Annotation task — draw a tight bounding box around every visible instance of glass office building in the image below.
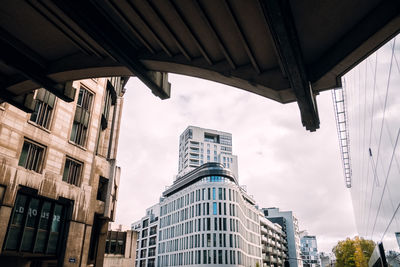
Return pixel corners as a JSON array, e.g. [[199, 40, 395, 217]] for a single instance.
[[340, 33, 400, 252]]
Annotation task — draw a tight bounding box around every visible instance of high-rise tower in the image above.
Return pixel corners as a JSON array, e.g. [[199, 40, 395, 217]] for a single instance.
[[178, 126, 238, 178]]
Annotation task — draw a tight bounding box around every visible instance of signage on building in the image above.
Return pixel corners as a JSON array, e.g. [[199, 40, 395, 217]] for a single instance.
[[3, 192, 67, 255]]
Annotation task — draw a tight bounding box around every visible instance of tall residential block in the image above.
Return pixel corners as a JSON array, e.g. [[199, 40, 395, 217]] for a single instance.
[[299, 231, 320, 267], [132, 204, 160, 267], [178, 126, 238, 178], [0, 77, 127, 266], [262, 207, 303, 267], [132, 126, 297, 267], [260, 215, 289, 266]]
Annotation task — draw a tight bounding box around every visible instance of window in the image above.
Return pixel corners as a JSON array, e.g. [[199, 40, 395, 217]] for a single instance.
[[0, 185, 5, 205], [70, 87, 93, 146], [142, 229, 148, 238], [149, 236, 156, 246], [97, 176, 108, 201], [213, 203, 217, 215], [105, 231, 126, 255], [101, 80, 117, 130], [4, 192, 67, 255], [62, 157, 83, 186], [18, 139, 45, 173], [150, 226, 157, 235], [30, 89, 56, 129]]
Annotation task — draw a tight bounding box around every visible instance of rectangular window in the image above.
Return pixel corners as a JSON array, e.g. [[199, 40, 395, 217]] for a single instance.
[[62, 157, 83, 186], [212, 188, 216, 200], [4, 192, 67, 255], [213, 202, 217, 215], [97, 176, 108, 201], [105, 231, 127, 255], [30, 89, 56, 129], [18, 139, 45, 173], [101, 80, 117, 130], [70, 87, 93, 146]]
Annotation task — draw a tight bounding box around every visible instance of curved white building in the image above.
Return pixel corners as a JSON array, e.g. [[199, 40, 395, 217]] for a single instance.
[[157, 163, 262, 266]]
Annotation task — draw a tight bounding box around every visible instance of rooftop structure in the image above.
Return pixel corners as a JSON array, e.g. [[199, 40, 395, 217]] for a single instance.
[[178, 126, 238, 178]]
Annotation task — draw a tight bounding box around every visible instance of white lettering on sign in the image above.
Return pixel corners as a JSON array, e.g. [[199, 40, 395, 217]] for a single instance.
[[15, 206, 61, 222]]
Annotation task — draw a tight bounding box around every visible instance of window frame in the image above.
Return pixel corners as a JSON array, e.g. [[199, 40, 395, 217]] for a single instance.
[[62, 156, 83, 187], [70, 86, 94, 147], [18, 139, 46, 173]]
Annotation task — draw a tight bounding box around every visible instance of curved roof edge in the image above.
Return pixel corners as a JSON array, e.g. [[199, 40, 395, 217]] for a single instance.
[[163, 163, 237, 197]]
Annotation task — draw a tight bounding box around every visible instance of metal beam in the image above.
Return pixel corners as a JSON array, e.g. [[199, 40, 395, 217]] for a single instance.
[[223, 0, 261, 74], [108, 2, 156, 55], [194, 0, 236, 69], [146, 0, 192, 61], [0, 27, 75, 103], [259, 0, 319, 131], [53, 0, 171, 99], [126, 1, 173, 57], [168, 1, 213, 65]]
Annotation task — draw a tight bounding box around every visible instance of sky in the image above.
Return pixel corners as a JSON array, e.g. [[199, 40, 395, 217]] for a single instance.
[[114, 74, 358, 252]]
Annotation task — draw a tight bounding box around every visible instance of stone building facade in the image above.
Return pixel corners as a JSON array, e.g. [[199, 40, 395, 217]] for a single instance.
[[0, 77, 127, 267], [104, 228, 138, 267]]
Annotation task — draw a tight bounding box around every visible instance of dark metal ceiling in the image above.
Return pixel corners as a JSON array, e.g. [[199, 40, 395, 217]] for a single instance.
[[0, 0, 399, 131]]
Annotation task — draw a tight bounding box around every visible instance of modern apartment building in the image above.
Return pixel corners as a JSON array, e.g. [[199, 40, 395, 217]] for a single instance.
[[131, 126, 307, 267], [132, 162, 263, 267], [132, 204, 160, 267], [262, 208, 303, 267], [0, 77, 127, 266], [334, 32, 400, 253], [299, 231, 320, 267], [158, 163, 262, 267], [260, 215, 288, 267], [178, 126, 238, 178]]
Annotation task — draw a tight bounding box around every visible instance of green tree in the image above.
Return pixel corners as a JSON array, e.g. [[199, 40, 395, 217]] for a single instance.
[[332, 236, 375, 267]]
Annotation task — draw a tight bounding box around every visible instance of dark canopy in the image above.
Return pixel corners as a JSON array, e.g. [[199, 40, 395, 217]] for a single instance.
[[1, 0, 399, 130]]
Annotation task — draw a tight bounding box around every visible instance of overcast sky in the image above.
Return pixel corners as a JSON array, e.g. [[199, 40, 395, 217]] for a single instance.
[[114, 74, 357, 252]]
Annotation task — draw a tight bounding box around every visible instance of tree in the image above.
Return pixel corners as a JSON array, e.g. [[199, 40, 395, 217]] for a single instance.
[[332, 236, 375, 267]]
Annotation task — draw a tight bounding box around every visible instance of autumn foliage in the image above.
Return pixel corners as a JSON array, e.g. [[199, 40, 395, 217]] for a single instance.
[[332, 236, 375, 267]]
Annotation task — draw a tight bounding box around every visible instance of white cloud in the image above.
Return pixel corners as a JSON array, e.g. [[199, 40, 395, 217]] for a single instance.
[[115, 74, 357, 252]]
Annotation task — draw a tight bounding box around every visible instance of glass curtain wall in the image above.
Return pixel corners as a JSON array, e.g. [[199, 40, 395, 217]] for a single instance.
[[343, 33, 400, 252]]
